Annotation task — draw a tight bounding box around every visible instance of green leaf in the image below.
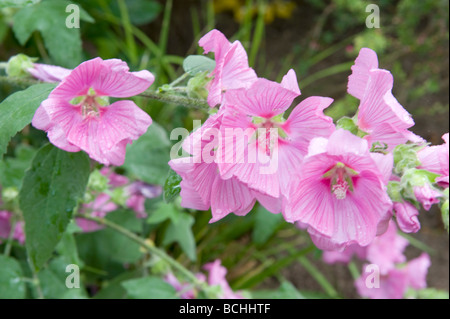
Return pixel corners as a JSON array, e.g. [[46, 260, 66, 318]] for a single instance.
[[163, 212, 196, 261], [163, 169, 182, 203], [251, 281, 305, 299], [123, 122, 171, 185], [0, 0, 40, 9], [336, 116, 358, 135], [0, 145, 37, 188], [12, 0, 94, 68], [147, 201, 179, 224], [121, 276, 179, 299], [0, 255, 26, 299], [37, 257, 88, 299], [0, 83, 56, 159], [19, 144, 90, 270], [252, 205, 283, 246], [183, 55, 216, 76]]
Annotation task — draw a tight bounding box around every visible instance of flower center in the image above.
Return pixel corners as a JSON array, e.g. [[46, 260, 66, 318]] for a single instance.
[[323, 162, 359, 200], [250, 115, 287, 156], [70, 88, 109, 119]]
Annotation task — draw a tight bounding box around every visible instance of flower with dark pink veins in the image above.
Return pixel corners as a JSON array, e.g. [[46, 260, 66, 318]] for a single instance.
[[216, 77, 334, 200], [284, 129, 393, 250], [348, 48, 423, 151], [32, 58, 154, 166], [169, 112, 280, 222]]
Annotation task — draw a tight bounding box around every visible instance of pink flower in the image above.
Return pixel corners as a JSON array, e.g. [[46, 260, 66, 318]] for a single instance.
[[216, 77, 334, 199], [348, 48, 422, 151], [164, 273, 196, 299], [27, 63, 72, 82], [169, 113, 279, 222], [0, 211, 25, 245], [203, 259, 244, 299], [284, 129, 393, 250], [125, 181, 162, 218], [393, 201, 420, 233], [365, 220, 408, 275], [32, 58, 154, 166], [417, 133, 449, 187], [199, 29, 257, 107], [355, 253, 430, 299], [413, 183, 442, 211]]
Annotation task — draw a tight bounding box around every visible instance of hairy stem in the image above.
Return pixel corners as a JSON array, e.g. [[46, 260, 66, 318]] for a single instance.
[[0, 75, 209, 109]]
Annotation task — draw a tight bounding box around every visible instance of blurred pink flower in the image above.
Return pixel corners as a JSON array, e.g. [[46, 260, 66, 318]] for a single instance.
[[0, 211, 25, 245], [32, 58, 154, 166], [355, 253, 431, 299], [76, 193, 118, 232], [203, 259, 244, 299], [284, 129, 393, 250]]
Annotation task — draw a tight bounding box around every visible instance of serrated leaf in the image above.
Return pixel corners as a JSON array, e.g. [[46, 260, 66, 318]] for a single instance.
[[123, 122, 171, 185], [163, 212, 196, 261], [122, 276, 179, 299], [183, 55, 216, 76], [163, 169, 181, 203], [252, 206, 283, 246], [0, 83, 56, 159], [0, 255, 26, 299], [19, 144, 90, 270], [12, 0, 94, 68]]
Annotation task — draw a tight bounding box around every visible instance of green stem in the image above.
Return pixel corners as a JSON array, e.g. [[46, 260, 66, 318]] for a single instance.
[[3, 218, 17, 257], [75, 213, 205, 288], [301, 61, 354, 89], [169, 73, 189, 87], [117, 0, 138, 65], [0, 62, 7, 69], [297, 255, 340, 298], [348, 261, 361, 280]]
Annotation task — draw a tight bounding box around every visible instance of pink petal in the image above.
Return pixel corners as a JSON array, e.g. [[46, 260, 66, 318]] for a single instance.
[[28, 63, 72, 83], [357, 69, 414, 133], [223, 78, 299, 118], [199, 29, 232, 63], [326, 129, 370, 157], [370, 152, 394, 185], [280, 69, 301, 95], [66, 100, 152, 166], [406, 253, 431, 290], [348, 48, 379, 100], [282, 96, 335, 153]]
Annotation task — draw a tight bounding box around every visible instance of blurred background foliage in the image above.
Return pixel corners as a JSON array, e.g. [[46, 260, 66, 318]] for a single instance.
[[0, 0, 448, 298]]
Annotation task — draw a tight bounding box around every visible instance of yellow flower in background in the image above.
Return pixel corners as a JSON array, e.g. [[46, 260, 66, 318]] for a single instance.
[[213, 0, 296, 24]]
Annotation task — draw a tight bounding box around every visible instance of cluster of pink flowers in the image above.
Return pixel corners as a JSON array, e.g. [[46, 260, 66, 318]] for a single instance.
[[323, 221, 430, 299], [169, 29, 448, 252], [164, 259, 244, 299], [76, 168, 162, 232], [28, 29, 448, 256]]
